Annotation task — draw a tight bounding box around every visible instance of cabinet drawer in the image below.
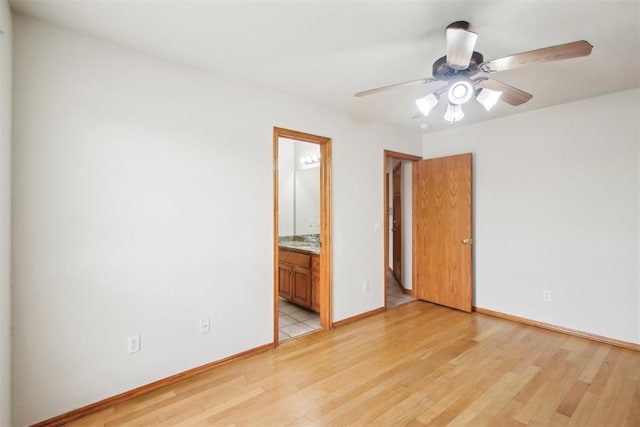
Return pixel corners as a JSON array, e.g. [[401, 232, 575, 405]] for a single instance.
[[311, 255, 320, 273], [279, 249, 310, 268]]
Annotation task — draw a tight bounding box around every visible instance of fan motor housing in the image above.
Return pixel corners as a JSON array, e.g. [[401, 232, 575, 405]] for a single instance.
[[433, 51, 484, 80]]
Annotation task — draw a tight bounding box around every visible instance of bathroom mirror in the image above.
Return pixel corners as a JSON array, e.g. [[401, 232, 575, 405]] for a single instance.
[[295, 167, 320, 235], [278, 138, 320, 237]]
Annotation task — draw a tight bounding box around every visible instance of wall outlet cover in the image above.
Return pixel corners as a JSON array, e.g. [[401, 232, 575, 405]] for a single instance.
[[127, 335, 141, 354], [200, 317, 211, 335]]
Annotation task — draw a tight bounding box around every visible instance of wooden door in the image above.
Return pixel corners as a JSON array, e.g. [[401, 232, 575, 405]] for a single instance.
[[413, 153, 473, 312], [392, 164, 402, 283]]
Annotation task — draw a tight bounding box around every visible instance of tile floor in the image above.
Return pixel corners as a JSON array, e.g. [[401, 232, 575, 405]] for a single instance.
[[386, 269, 416, 307], [278, 298, 320, 342]]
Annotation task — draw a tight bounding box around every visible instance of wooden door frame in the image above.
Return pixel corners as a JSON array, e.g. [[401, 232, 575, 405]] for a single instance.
[[273, 127, 332, 346], [383, 150, 421, 308]]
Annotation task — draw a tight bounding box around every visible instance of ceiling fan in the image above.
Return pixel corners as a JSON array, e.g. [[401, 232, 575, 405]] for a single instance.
[[354, 21, 593, 124]]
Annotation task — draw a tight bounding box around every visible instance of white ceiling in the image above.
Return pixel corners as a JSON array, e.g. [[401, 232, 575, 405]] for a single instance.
[[10, 0, 640, 133]]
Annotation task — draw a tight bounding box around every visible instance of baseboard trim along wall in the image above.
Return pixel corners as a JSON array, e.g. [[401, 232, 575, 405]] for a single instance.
[[474, 307, 640, 352], [32, 306, 385, 426], [31, 304, 638, 425], [332, 306, 386, 328], [31, 343, 274, 427]]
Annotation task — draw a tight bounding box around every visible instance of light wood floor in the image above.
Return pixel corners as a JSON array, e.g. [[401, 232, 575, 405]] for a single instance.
[[68, 301, 639, 426]]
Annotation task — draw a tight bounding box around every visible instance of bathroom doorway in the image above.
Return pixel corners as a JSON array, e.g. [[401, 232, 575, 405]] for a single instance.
[[273, 128, 332, 345]]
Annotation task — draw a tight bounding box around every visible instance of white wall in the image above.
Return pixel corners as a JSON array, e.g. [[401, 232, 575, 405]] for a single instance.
[[11, 14, 421, 425], [423, 89, 640, 344], [0, 2, 11, 426]]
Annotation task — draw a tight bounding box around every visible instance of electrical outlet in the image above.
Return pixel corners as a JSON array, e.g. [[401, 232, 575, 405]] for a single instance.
[[363, 281, 370, 292], [199, 317, 211, 335], [127, 334, 140, 354], [542, 290, 551, 302]]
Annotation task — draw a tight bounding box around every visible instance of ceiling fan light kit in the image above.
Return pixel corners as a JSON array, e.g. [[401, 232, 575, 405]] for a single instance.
[[355, 20, 593, 126], [448, 80, 474, 104], [444, 103, 464, 124], [476, 88, 502, 111], [415, 93, 439, 116]]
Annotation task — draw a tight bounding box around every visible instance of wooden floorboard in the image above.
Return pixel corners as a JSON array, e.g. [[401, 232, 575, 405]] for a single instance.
[[66, 301, 640, 426]]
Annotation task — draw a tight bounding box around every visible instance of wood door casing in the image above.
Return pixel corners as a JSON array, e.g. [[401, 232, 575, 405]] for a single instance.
[[382, 150, 422, 307], [413, 153, 473, 312], [273, 127, 332, 345], [392, 163, 402, 284]]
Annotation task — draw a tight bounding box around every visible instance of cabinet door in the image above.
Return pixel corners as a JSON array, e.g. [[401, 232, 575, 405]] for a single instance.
[[311, 273, 320, 312], [311, 255, 321, 312], [291, 267, 312, 308], [278, 263, 293, 300]]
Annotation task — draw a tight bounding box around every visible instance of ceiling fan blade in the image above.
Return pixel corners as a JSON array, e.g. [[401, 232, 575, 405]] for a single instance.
[[354, 78, 436, 97], [475, 78, 533, 106], [480, 40, 593, 73], [446, 26, 478, 70]]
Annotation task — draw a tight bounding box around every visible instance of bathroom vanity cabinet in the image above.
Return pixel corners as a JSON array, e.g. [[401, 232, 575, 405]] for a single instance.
[[278, 248, 320, 313]]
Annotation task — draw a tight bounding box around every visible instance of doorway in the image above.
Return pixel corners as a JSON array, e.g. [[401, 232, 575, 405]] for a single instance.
[[273, 127, 332, 345], [383, 150, 421, 308], [383, 151, 473, 312]]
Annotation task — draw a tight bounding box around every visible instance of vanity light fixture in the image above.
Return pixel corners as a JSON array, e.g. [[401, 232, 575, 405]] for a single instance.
[[300, 153, 321, 165]]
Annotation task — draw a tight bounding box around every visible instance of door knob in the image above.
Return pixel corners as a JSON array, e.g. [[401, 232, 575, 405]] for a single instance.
[[462, 238, 473, 244]]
